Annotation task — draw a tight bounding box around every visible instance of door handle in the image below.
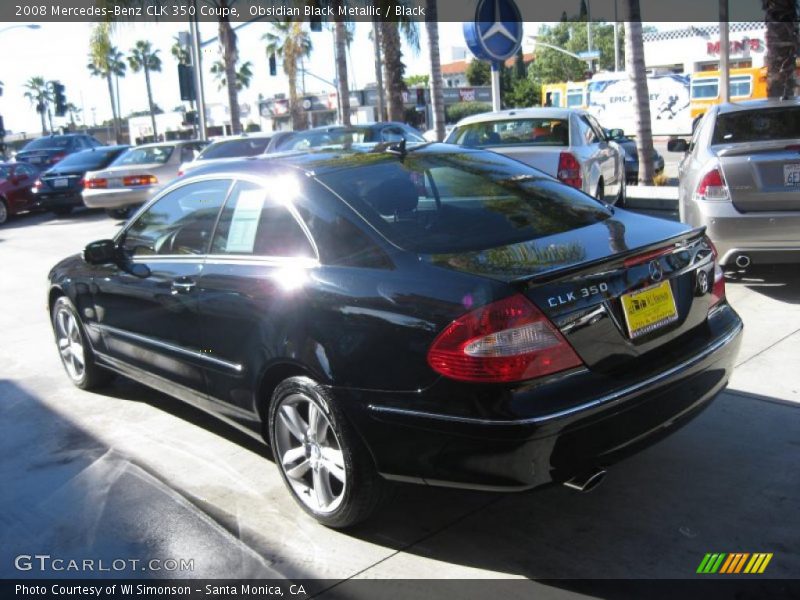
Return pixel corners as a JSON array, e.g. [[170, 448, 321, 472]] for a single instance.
[[171, 278, 196, 294]]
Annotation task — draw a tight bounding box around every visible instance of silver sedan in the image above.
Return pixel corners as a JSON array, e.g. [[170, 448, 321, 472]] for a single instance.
[[83, 140, 206, 219], [444, 107, 626, 205], [670, 98, 800, 268]]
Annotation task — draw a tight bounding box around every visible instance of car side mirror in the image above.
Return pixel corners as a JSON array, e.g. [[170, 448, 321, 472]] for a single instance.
[[83, 239, 120, 265], [667, 138, 689, 153], [609, 128, 624, 139]]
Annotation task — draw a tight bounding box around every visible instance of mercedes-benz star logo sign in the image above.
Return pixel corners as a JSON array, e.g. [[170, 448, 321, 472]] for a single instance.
[[696, 269, 709, 295], [475, 0, 523, 62], [649, 260, 664, 282]]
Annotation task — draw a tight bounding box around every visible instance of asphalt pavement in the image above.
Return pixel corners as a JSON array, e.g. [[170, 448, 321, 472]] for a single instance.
[[0, 208, 797, 588]]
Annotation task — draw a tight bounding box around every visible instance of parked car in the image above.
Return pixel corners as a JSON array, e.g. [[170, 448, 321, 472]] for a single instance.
[[178, 133, 272, 176], [32, 145, 130, 216], [605, 128, 665, 184], [266, 122, 425, 153], [445, 108, 627, 204], [669, 98, 800, 268], [423, 125, 454, 142], [82, 140, 206, 219], [48, 144, 742, 527], [0, 162, 39, 224], [15, 134, 104, 168]]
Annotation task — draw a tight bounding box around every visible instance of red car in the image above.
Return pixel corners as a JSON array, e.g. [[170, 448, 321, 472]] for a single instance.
[[0, 162, 39, 224]]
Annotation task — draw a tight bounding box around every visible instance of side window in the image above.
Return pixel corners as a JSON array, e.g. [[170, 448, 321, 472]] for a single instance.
[[587, 116, 607, 141], [180, 145, 198, 163], [122, 179, 231, 257], [579, 117, 599, 144], [211, 180, 315, 259], [381, 127, 405, 142]]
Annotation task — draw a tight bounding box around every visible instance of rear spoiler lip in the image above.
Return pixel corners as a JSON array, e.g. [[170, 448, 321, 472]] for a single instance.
[[510, 226, 707, 286], [714, 140, 800, 157]]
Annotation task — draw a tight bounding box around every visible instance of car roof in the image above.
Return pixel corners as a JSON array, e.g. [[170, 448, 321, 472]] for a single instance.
[[184, 142, 474, 179], [454, 107, 578, 125], [716, 97, 800, 115], [133, 139, 205, 149], [207, 133, 273, 143]]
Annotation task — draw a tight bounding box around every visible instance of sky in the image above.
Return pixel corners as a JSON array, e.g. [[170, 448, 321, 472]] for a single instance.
[[0, 20, 683, 136]]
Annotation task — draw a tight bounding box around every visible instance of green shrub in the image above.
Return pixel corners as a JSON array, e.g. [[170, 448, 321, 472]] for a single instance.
[[446, 101, 492, 124]]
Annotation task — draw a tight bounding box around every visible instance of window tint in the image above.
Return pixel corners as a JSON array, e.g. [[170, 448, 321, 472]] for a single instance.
[[123, 179, 231, 256], [114, 145, 175, 166], [318, 151, 611, 254], [199, 137, 271, 160], [16, 164, 35, 176], [453, 118, 569, 147], [211, 180, 315, 258], [0, 166, 10, 179], [49, 148, 125, 171], [712, 106, 800, 144], [24, 136, 73, 150]]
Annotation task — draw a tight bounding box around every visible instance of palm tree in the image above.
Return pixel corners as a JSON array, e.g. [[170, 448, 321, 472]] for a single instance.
[[128, 40, 162, 141], [215, 1, 243, 134], [763, 0, 798, 98], [23, 76, 50, 134], [210, 60, 253, 91], [623, 2, 655, 184], [425, 0, 445, 140], [264, 21, 312, 131], [333, 8, 351, 126], [171, 35, 191, 66], [87, 24, 126, 143], [379, 19, 420, 122], [64, 103, 82, 128]]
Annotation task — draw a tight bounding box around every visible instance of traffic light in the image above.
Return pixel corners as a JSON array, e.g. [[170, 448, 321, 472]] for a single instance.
[[52, 82, 67, 117], [310, 17, 322, 32], [178, 64, 196, 101], [269, 54, 277, 76], [309, 1, 323, 31], [184, 111, 197, 126]]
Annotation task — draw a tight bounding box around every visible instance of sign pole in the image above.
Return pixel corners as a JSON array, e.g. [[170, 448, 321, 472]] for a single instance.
[[719, 0, 730, 103], [491, 62, 502, 111]]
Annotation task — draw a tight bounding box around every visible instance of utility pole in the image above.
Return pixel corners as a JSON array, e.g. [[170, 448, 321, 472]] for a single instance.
[[586, 0, 593, 73], [719, 0, 730, 102], [613, 0, 620, 71], [189, 3, 208, 140]]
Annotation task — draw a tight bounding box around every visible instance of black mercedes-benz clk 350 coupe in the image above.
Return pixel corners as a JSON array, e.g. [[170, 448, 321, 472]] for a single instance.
[[48, 143, 742, 527]]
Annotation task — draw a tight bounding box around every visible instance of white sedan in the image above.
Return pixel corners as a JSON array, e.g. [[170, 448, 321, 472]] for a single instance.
[[444, 107, 626, 205]]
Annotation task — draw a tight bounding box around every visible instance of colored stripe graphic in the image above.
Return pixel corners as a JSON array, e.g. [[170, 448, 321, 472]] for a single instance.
[[698, 552, 773, 574]]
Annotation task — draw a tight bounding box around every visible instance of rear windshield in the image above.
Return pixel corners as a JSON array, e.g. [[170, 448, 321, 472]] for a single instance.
[[452, 118, 570, 148], [48, 148, 124, 170], [317, 150, 610, 254], [199, 137, 271, 160], [113, 145, 174, 166], [712, 106, 800, 144], [0, 165, 11, 179], [24, 136, 73, 150]]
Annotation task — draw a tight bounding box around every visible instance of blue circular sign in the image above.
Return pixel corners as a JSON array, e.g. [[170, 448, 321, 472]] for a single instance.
[[463, 0, 523, 63]]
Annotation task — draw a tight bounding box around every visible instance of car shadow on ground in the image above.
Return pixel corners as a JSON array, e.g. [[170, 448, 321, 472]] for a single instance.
[[726, 265, 800, 305], [3, 375, 798, 585], [0, 207, 112, 232]]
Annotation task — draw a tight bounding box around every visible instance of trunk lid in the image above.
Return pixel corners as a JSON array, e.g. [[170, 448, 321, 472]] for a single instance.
[[40, 168, 85, 193], [426, 210, 715, 373], [715, 141, 800, 212], [491, 146, 562, 179]]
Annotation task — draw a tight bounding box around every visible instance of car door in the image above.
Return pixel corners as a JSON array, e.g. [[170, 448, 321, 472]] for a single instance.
[[195, 177, 319, 424], [91, 178, 233, 399], [8, 164, 36, 210], [584, 114, 620, 198]]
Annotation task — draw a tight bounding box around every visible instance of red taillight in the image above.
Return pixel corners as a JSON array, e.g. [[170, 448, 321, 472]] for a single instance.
[[694, 167, 729, 201], [557, 152, 582, 189], [177, 170, 184, 177], [706, 237, 726, 307], [50, 153, 66, 164], [427, 294, 583, 383], [123, 174, 158, 186], [84, 178, 107, 189]]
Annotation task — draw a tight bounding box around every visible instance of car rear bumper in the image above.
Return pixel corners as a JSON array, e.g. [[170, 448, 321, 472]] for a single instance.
[[82, 187, 157, 209], [33, 192, 83, 209], [336, 304, 742, 491], [687, 201, 800, 265]]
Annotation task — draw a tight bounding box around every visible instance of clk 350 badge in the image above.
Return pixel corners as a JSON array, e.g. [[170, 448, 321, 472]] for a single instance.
[[548, 283, 609, 308]]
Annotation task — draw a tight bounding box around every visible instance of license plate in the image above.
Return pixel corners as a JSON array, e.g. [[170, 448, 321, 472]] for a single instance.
[[53, 178, 68, 188], [621, 280, 678, 339], [784, 164, 800, 187]]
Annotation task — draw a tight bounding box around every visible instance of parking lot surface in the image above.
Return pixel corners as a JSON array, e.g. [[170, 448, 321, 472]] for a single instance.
[[1, 208, 798, 585]]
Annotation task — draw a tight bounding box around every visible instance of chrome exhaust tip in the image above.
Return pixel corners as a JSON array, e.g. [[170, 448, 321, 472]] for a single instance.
[[563, 468, 607, 493], [735, 255, 751, 269]]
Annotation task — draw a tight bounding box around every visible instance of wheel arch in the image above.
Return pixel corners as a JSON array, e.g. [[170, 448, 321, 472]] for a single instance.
[[255, 361, 318, 442]]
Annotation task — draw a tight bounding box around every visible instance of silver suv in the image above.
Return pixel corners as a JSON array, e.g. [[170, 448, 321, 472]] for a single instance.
[[670, 99, 800, 268]]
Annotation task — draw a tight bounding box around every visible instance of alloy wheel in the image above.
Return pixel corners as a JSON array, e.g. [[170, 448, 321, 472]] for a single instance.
[[54, 307, 85, 382], [273, 393, 346, 514]]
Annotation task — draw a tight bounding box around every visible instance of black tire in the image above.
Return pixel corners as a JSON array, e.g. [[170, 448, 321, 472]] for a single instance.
[[615, 176, 626, 207], [105, 207, 130, 220], [269, 376, 386, 528], [51, 296, 114, 390], [0, 198, 8, 225], [52, 206, 74, 217]]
